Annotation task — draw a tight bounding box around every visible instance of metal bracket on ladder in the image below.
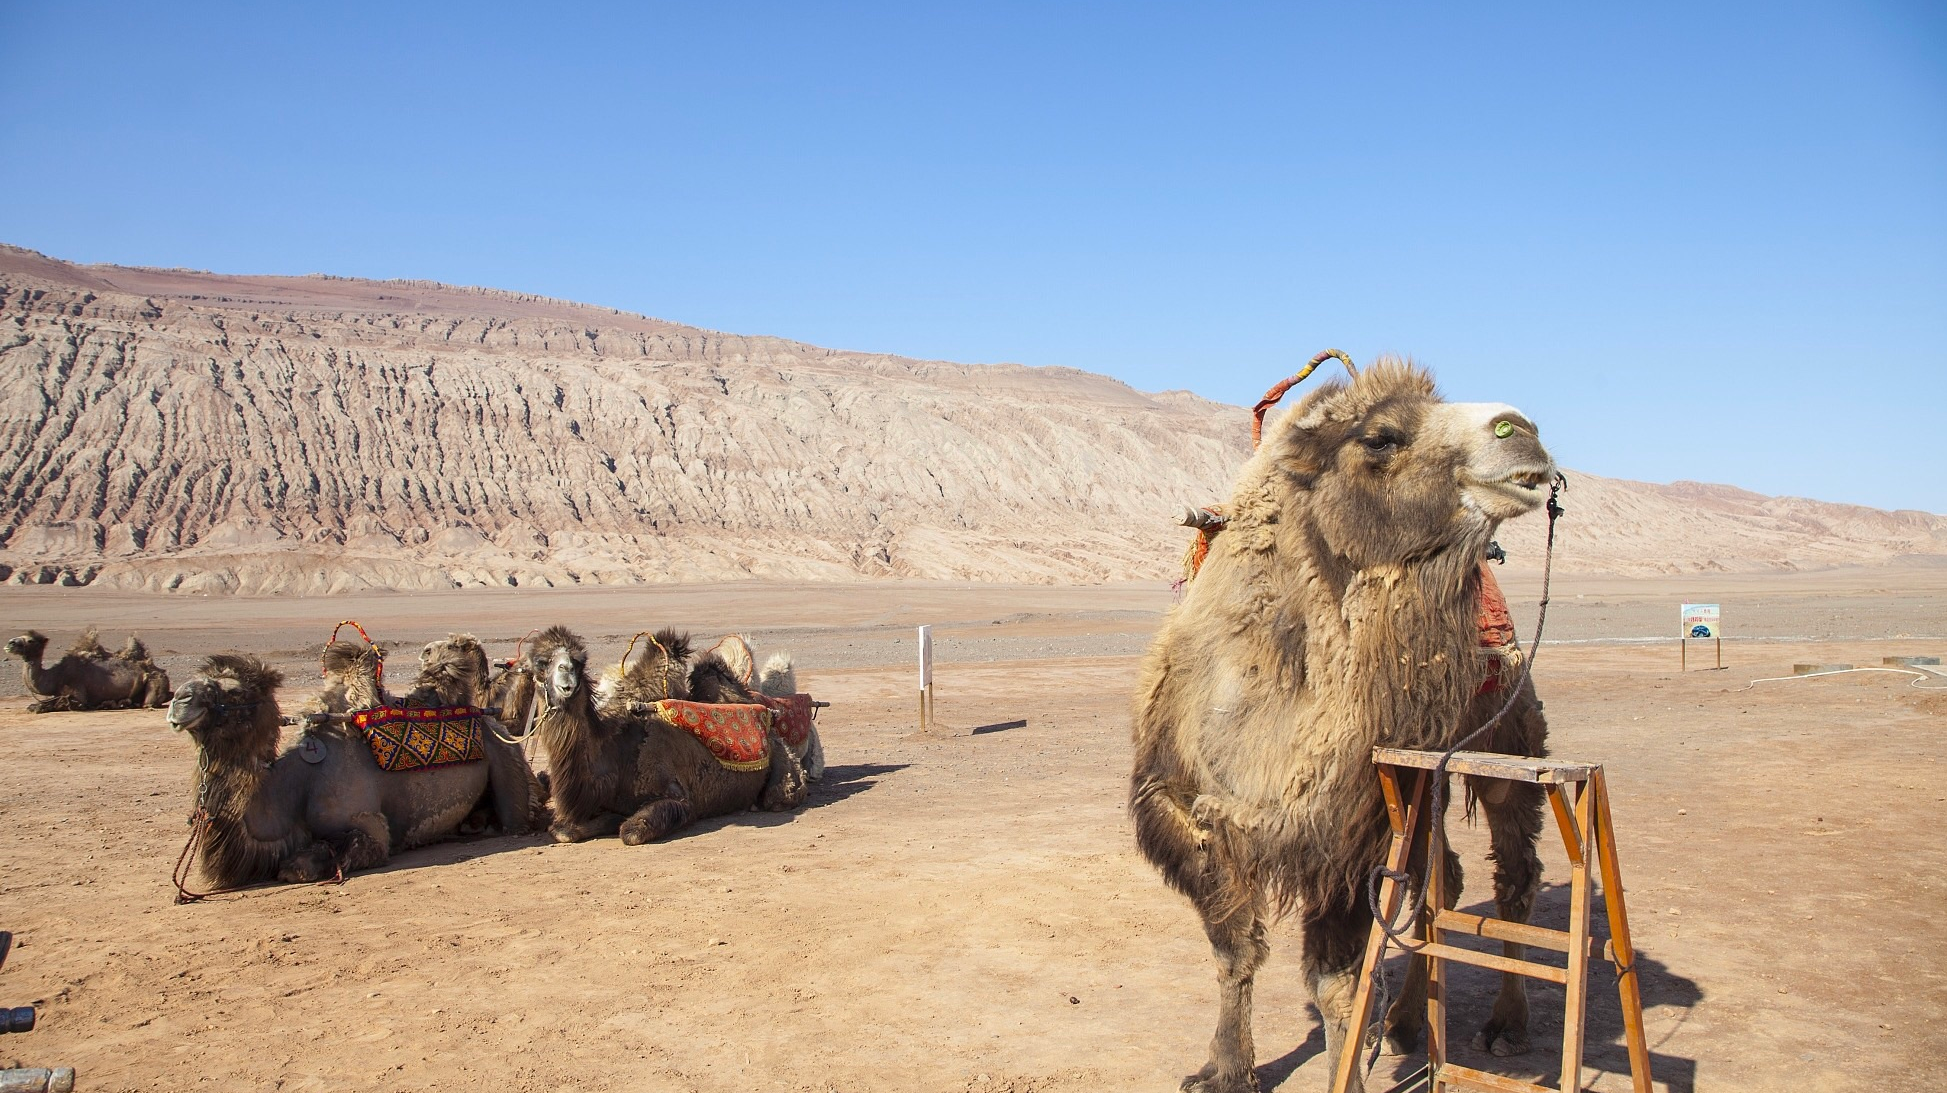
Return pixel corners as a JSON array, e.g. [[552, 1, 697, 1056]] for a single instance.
[[1330, 749, 1654, 1093]]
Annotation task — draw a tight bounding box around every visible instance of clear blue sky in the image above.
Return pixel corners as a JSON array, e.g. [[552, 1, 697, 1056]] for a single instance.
[[4, 2, 1943, 512]]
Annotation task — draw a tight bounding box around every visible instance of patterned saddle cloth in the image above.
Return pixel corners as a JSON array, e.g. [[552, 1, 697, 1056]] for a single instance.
[[652, 700, 773, 771], [751, 692, 815, 750], [351, 705, 487, 772]]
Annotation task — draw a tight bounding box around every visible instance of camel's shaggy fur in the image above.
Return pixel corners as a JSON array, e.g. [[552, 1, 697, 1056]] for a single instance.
[[7, 628, 172, 712], [1129, 360, 1557, 1092], [310, 639, 391, 715], [526, 625, 806, 845]]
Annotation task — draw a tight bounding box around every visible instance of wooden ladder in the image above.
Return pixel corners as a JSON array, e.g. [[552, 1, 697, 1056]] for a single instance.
[[1330, 749, 1654, 1093]]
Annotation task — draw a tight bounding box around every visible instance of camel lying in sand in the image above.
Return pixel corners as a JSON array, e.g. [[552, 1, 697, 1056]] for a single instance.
[[169, 651, 535, 889], [525, 626, 807, 844], [7, 628, 171, 712]]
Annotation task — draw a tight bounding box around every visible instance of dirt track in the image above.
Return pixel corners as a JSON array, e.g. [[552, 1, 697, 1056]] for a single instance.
[[2, 574, 1944, 1092]]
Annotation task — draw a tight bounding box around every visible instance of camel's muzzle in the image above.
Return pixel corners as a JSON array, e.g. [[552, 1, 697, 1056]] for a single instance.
[[167, 687, 207, 731]]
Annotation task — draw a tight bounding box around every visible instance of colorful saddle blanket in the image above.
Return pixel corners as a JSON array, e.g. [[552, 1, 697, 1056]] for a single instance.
[[652, 700, 772, 771], [751, 692, 815, 750], [351, 705, 487, 772]]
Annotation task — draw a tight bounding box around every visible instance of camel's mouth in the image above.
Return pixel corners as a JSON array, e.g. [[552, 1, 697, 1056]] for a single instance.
[[1502, 470, 1551, 492], [1462, 464, 1556, 517]]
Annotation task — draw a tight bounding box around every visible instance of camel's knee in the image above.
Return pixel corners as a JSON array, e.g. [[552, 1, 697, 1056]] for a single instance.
[[277, 843, 337, 883], [761, 747, 808, 811], [1130, 776, 1208, 896]]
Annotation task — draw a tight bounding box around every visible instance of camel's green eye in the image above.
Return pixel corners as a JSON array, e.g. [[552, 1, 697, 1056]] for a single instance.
[[1494, 420, 1515, 439]]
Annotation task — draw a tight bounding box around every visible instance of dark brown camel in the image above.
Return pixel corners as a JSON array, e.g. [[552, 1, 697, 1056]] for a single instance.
[[525, 626, 807, 845], [7, 629, 171, 711]]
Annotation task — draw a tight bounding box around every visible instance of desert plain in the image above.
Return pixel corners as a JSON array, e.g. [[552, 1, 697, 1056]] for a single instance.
[[1, 565, 1943, 1093]]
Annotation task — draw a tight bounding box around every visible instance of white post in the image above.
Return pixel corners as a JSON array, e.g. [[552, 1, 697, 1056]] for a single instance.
[[917, 624, 933, 731]]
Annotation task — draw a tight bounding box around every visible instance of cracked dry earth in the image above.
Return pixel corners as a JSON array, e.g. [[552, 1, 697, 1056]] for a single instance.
[[0, 576, 1943, 1092]]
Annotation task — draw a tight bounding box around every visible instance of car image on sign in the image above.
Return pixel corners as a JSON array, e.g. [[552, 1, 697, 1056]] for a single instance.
[[1691, 624, 1713, 638]]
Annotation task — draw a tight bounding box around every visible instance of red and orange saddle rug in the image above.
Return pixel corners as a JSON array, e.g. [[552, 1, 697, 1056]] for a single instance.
[[652, 700, 773, 771], [351, 705, 487, 772], [751, 692, 814, 750]]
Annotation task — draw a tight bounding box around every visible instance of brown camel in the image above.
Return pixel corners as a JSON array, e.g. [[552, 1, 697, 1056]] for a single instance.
[[168, 653, 534, 888], [7, 629, 172, 711], [1129, 360, 1557, 1092], [525, 625, 807, 845]]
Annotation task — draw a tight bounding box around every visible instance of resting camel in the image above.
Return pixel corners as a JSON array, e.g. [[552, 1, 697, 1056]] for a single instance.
[[7, 628, 172, 711], [169, 653, 534, 888], [1129, 359, 1557, 1092], [525, 626, 807, 844]]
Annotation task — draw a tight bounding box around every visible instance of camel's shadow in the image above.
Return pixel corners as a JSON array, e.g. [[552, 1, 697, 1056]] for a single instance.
[[1257, 882, 1702, 1092], [615, 761, 912, 844]]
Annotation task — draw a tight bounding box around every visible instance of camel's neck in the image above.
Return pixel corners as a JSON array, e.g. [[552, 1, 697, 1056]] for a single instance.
[[535, 692, 622, 822], [191, 742, 308, 888], [1325, 549, 1486, 750], [342, 674, 385, 711], [15, 653, 53, 696]]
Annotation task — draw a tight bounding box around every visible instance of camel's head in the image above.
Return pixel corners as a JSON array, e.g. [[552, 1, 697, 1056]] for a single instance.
[[6, 631, 48, 662], [1263, 359, 1555, 569], [525, 626, 588, 712], [169, 654, 283, 754]]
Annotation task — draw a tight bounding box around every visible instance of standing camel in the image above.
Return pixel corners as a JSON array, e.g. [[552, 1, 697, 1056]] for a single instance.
[[1129, 360, 1557, 1092]]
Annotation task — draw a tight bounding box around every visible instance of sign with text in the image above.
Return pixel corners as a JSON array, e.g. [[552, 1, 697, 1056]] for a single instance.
[[918, 625, 933, 687], [1680, 603, 1720, 639]]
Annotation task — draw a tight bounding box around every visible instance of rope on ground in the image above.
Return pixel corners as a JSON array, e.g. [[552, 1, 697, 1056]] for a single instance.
[[1740, 667, 1946, 690]]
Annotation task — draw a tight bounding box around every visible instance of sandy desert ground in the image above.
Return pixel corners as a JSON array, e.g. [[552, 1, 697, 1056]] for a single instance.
[[2, 567, 1944, 1092]]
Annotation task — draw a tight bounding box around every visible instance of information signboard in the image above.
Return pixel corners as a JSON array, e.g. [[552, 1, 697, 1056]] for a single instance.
[[1680, 604, 1720, 639]]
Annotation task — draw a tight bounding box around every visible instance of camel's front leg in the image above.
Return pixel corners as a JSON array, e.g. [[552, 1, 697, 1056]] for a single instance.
[[758, 734, 808, 811], [1384, 844, 1463, 1054], [617, 797, 694, 845], [1182, 801, 1270, 1093], [1304, 899, 1378, 1093], [1472, 780, 1543, 1056], [551, 810, 626, 843]]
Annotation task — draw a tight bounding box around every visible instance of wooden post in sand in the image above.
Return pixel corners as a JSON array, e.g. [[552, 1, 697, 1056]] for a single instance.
[[917, 625, 934, 731]]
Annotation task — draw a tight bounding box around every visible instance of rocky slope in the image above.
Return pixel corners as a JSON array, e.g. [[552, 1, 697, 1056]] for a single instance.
[[3, 244, 1942, 594]]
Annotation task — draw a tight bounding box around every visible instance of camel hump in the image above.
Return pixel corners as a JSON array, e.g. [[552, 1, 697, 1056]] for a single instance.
[[756, 653, 796, 698], [121, 634, 152, 662], [69, 627, 110, 659], [707, 635, 755, 684]]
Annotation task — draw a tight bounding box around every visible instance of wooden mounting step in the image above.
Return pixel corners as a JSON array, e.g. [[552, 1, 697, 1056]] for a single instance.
[[1332, 749, 1653, 1093]]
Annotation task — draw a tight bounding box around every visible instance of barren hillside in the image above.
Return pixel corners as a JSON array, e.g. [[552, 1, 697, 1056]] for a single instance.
[[3, 244, 1941, 593]]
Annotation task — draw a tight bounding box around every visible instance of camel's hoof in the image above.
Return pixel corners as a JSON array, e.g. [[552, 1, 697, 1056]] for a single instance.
[[1471, 1025, 1532, 1057], [618, 822, 653, 846], [1179, 1063, 1258, 1093], [549, 828, 580, 844], [277, 847, 336, 883], [1383, 1024, 1423, 1056]]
